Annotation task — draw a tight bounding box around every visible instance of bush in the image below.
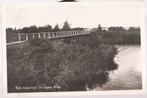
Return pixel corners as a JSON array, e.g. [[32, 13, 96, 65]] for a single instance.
[[7, 35, 118, 92]]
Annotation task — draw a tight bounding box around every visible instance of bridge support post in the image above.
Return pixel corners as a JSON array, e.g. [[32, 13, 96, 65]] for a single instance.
[[18, 34, 21, 41], [38, 33, 41, 39], [57, 32, 59, 37], [67, 31, 68, 36], [48, 33, 50, 39], [26, 34, 28, 40], [43, 33, 46, 39], [52, 33, 54, 38], [81, 31, 83, 35], [33, 33, 35, 39], [68, 31, 70, 36], [54, 32, 56, 38], [71, 31, 72, 35]]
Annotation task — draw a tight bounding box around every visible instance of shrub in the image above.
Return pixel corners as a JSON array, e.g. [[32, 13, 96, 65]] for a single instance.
[[7, 35, 118, 92]]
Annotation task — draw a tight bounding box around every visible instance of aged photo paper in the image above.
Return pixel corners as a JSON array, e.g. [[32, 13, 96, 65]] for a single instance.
[[1, 0, 146, 96]]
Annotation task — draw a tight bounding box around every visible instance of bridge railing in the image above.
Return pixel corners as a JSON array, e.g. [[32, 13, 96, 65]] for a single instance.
[[18, 30, 90, 41]]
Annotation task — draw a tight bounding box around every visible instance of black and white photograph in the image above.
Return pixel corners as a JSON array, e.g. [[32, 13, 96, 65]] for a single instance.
[[2, 0, 145, 94]]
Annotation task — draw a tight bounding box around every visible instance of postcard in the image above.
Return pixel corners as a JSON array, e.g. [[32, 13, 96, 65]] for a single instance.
[[1, 0, 146, 96]]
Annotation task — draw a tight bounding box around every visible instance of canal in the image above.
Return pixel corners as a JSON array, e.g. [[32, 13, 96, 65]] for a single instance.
[[96, 45, 142, 90]]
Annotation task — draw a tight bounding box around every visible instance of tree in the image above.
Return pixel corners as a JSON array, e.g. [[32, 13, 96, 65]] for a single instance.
[[6, 28, 13, 32], [52, 24, 60, 32], [21, 25, 38, 33], [97, 24, 102, 31], [128, 27, 140, 33], [38, 25, 52, 32], [45, 25, 52, 31], [72, 27, 84, 30], [62, 21, 71, 31], [29, 25, 38, 33]]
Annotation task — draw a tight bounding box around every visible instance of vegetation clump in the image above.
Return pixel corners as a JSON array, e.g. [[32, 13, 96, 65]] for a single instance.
[[7, 31, 118, 92]]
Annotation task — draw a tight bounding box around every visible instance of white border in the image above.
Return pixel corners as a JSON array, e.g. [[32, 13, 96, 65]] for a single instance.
[[1, 1, 147, 97]]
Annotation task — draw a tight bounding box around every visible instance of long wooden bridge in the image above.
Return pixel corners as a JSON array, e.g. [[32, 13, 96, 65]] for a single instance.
[[7, 30, 90, 45], [18, 30, 90, 41], [6, 27, 131, 45]]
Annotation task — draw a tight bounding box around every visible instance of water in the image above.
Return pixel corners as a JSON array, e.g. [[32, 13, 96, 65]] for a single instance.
[[96, 45, 142, 90]]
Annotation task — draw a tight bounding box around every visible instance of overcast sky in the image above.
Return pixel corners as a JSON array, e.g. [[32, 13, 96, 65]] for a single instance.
[[3, 0, 144, 29]]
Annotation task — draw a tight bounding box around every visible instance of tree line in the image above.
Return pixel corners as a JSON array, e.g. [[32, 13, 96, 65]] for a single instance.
[[92, 25, 140, 45], [6, 21, 84, 34]]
